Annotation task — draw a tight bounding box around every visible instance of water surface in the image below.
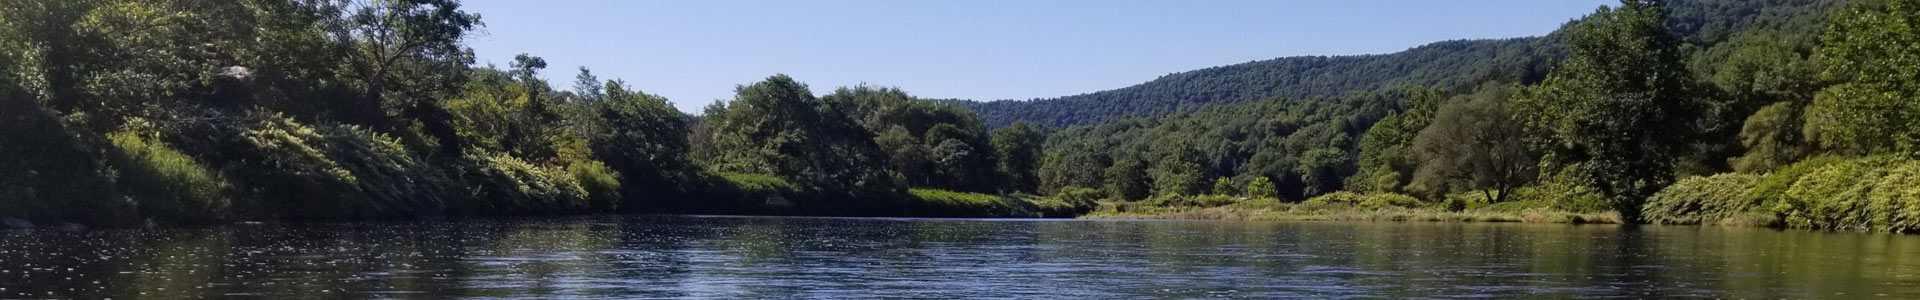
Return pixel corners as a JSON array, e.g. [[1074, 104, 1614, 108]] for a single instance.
[[3, 215, 1919, 299]]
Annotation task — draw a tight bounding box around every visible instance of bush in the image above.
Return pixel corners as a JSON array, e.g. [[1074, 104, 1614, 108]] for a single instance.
[[459, 151, 590, 216], [568, 160, 622, 211], [1749, 156, 1847, 210], [908, 188, 1029, 217], [1190, 194, 1240, 207], [1642, 173, 1763, 225], [108, 120, 231, 225], [1768, 156, 1920, 232], [685, 171, 804, 215], [1358, 193, 1419, 210], [222, 115, 450, 220], [1507, 168, 1608, 213]]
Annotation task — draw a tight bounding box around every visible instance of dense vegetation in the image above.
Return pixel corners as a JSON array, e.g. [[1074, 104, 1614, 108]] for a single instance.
[[1047, 0, 1920, 234], [0, 0, 1064, 226], [10, 0, 1920, 235], [955, 0, 1845, 129]]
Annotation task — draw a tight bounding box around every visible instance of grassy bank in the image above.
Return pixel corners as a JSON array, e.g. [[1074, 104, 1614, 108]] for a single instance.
[[1081, 202, 1622, 224]]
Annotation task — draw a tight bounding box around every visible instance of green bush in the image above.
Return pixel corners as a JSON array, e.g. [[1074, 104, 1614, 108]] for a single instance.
[[908, 188, 1029, 217], [1358, 193, 1419, 210], [108, 120, 231, 225], [1507, 168, 1608, 213], [459, 151, 590, 215], [223, 115, 450, 220], [1642, 173, 1762, 225], [568, 160, 622, 211], [1190, 194, 1240, 207], [1749, 156, 1847, 210], [1767, 156, 1920, 232]]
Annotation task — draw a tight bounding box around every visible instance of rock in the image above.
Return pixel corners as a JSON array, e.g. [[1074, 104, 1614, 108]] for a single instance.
[[1, 218, 32, 229]]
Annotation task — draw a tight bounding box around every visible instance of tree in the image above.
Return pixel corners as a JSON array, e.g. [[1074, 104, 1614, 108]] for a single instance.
[[1349, 88, 1443, 194], [1211, 177, 1235, 196], [331, 0, 481, 130], [1517, 0, 1699, 222], [585, 79, 693, 211], [1411, 84, 1537, 203], [1805, 0, 1920, 156], [1149, 141, 1208, 197], [1730, 101, 1806, 173], [693, 75, 902, 203], [991, 122, 1048, 193], [1246, 176, 1279, 200]]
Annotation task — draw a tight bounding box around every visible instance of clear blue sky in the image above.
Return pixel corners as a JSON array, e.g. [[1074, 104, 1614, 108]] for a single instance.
[[462, 0, 1614, 114]]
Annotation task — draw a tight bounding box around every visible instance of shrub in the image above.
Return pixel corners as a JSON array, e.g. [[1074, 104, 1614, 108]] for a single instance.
[[459, 151, 590, 216], [1749, 156, 1847, 210], [1358, 193, 1419, 210], [1507, 168, 1609, 213], [109, 121, 231, 225], [1642, 173, 1762, 225], [568, 160, 622, 211], [908, 188, 1029, 217], [222, 115, 450, 220], [1048, 186, 1102, 214], [1761, 156, 1920, 232], [1190, 194, 1241, 207]]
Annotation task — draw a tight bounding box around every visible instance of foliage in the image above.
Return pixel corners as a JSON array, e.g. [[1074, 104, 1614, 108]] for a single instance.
[[107, 119, 230, 225], [1805, 0, 1920, 156], [990, 122, 1049, 193], [1349, 88, 1443, 194], [1245, 176, 1280, 200], [693, 75, 905, 209], [1731, 101, 1807, 172], [1299, 191, 1422, 211], [1643, 173, 1765, 225], [1517, 1, 1700, 222], [221, 114, 451, 220], [1410, 84, 1536, 202]]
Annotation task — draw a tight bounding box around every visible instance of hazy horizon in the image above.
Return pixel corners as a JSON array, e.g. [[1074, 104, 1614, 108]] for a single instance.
[[464, 0, 1614, 113]]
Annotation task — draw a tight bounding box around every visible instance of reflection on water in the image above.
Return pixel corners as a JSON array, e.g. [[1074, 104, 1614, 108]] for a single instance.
[[3, 215, 1920, 298]]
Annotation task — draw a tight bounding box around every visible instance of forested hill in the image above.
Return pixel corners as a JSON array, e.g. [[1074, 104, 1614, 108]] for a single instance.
[[955, 0, 1843, 128]]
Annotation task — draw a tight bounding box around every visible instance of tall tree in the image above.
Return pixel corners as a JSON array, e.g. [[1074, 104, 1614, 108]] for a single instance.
[[332, 0, 480, 131], [1411, 84, 1537, 203], [694, 75, 903, 201], [991, 121, 1048, 193], [1805, 0, 1920, 156], [1518, 0, 1699, 222]]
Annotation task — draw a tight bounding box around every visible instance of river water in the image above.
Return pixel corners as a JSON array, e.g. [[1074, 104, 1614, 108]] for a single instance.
[[3, 215, 1919, 299]]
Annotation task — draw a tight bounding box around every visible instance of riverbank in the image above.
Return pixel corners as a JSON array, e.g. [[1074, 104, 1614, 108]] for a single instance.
[[1080, 203, 1623, 224]]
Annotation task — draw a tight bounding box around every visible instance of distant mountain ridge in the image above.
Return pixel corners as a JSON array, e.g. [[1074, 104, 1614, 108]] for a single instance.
[[952, 0, 1841, 128]]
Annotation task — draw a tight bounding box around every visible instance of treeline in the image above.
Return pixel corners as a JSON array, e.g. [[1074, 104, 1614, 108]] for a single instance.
[[955, 0, 1845, 129], [0, 0, 1078, 227], [1049, 0, 1920, 233]]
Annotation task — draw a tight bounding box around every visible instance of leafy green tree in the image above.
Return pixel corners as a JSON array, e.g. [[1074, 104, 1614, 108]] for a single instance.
[[1350, 88, 1443, 193], [1246, 176, 1279, 200], [693, 75, 903, 205], [582, 79, 694, 211], [1211, 177, 1235, 196], [990, 121, 1048, 193], [1104, 156, 1151, 201], [1805, 0, 1920, 156], [1150, 141, 1209, 197], [1412, 84, 1537, 203], [1518, 0, 1700, 222], [1731, 101, 1806, 172], [333, 0, 481, 130]]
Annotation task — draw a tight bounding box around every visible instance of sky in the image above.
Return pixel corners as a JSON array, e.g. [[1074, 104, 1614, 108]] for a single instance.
[[462, 0, 1616, 114]]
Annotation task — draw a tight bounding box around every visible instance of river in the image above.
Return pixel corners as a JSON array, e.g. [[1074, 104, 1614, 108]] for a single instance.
[[2, 215, 1918, 298]]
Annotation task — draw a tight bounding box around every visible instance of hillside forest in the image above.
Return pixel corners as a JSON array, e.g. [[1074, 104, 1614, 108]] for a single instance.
[[5, 0, 1920, 233]]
